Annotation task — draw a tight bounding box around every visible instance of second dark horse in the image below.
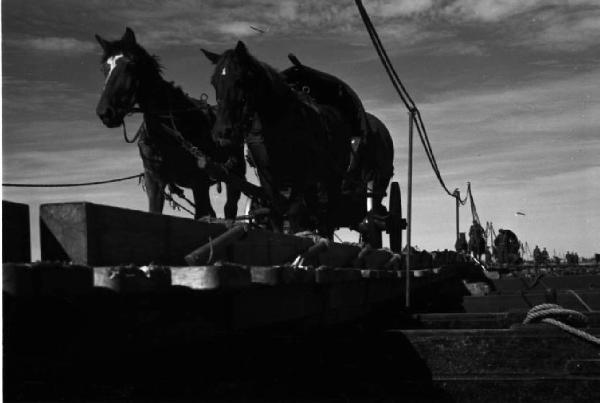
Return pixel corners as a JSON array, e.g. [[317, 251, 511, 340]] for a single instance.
[[95, 27, 244, 219], [203, 41, 394, 238]]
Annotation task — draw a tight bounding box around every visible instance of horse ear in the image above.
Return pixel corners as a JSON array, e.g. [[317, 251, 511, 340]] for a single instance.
[[235, 41, 249, 57], [201, 49, 221, 64], [288, 53, 303, 67], [95, 34, 110, 51], [122, 27, 137, 45]]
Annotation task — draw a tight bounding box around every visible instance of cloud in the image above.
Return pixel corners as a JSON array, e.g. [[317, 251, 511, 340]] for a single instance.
[[2, 77, 99, 124], [217, 21, 260, 38], [444, 0, 540, 22], [428, 41, 486, 56], [19, 37, 96, 53], [367, 67, 600, 196], [4, 0, 600, 55], [517, 8, 600, 51], [442, 0, 600, 52]]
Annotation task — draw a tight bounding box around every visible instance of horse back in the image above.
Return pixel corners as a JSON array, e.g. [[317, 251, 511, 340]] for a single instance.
[[366, 113, 394, 179]]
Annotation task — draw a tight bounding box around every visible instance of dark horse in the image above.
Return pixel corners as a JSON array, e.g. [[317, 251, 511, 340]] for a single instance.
[[95, 27, 244, 219], [281, 55, 394, 218], [203, 41, 393, 237]]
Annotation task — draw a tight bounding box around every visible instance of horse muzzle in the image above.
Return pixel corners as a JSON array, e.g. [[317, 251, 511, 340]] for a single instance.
[[97, 105, 125, 128]]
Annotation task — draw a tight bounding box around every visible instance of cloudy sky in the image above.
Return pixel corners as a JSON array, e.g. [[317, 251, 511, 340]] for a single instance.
[[2, 0, 599, 258]]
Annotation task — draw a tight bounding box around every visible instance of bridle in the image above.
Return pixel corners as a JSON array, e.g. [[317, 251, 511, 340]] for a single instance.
[[120, 85, 211, 144]]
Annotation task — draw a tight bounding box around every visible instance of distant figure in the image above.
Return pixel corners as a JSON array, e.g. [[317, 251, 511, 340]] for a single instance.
[[533, 245, 542, 266], [541, 247, 549, 265], [468, 220, 486, 260], [566, 251, 580, 265], [455, 232, 468, 254], [493, 229, 522, 265]]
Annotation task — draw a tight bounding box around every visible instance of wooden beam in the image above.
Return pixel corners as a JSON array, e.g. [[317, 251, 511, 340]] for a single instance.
[[2, 201, 31, 263], [40, 202, 227, 266]]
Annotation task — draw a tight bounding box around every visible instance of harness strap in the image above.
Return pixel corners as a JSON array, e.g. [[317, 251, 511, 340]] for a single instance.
[[122, 119, 143, 143]]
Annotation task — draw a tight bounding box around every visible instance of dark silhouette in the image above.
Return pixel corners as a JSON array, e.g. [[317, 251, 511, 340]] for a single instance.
[[468, 220, 486, 260], [533, 245, 542, 266], [282, 54, 374, 192], [95, 27, 244, 219], [493, 229, 522, 264], [202, 42, 394, 238], [455, 232, 468, 253]]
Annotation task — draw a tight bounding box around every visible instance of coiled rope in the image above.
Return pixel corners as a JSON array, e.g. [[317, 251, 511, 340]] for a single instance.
[[523, 303, 600, 346]]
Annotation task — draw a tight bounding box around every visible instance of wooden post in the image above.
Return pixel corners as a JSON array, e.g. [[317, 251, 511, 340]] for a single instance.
[[455, 190, 460, 245], [185, 225, 248, 265], [406, 110, 415, 308]]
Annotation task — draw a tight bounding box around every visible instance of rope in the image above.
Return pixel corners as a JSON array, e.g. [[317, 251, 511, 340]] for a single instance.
[[467, 182, 480, 224], [523, 303, 600, 346], [354, 0, 463, 201], [122, 118, 142, 143], [3, 173, 144, 188], [207, 236, 214, 264], [163, 191, 195, 216], [567, 289, 593, 312]]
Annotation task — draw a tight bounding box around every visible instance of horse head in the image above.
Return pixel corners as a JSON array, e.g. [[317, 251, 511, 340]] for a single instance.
[[95, 27, 160, 128], [202, 41, 258, 147]]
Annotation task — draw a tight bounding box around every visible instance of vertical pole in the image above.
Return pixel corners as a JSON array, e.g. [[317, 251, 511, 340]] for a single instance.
[[455, 191, 460, 245], [405, 110, 414, 308]]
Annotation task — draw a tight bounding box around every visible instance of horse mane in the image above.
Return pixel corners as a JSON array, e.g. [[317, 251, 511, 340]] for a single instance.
[[219, 48, 293, 102]]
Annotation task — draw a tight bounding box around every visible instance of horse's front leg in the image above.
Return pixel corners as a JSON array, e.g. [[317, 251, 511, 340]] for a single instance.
[[223, 146, 245, 220], [144, 172, 166, 214], [224, 185, 241, 220], [192, 179, 216, 220]]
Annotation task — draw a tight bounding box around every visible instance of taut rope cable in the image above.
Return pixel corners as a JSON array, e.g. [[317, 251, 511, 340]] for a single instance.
[[3, 173, 144, 188], [354, 0, 462, 200]]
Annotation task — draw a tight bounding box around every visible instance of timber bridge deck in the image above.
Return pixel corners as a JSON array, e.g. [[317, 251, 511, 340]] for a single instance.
[[3, 200, 600, 402]]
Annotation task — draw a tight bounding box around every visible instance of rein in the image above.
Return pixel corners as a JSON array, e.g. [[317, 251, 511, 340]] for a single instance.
[[120, 93, 210, 145]]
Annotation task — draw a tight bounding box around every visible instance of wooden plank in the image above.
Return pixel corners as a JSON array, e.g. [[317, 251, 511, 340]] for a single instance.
[[464, 290, 600, 312], [2, 200, 31, 263], [396, 326, 600, 376], [40, 202, 227, 265], [230, 228, 313, 265], [231, 283, 323, 328], [436, 376, 600, 403], [171, 265, 251, 289], [3, 262, 93, 296], [494, 275, 600, 293], [94, 266, 171, 293]]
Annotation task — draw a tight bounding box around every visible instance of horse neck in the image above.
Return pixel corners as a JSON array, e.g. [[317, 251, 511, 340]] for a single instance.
[[137, 74, 188, 117], [251, 65, 297, 125]]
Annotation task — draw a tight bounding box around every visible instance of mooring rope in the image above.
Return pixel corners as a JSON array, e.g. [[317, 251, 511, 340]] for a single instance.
[[567, 289, 593, 312], [3, 173, 144, 188], [523, 303, 600, 346], [354, 0, 466, 201], [4, 171, 196, 217]]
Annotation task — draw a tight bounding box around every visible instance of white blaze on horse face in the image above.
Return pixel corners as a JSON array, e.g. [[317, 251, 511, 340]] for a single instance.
[[104, 54, 124, 86], [221, 67, 227, 76]]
